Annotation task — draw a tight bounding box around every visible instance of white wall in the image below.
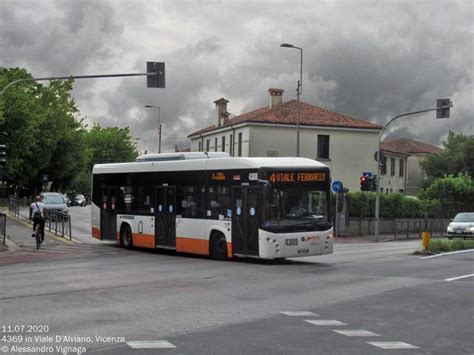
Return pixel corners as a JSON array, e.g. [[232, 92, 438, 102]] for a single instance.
[[249, 125, 379, 191], [190, 126, 250, 157], [406, 154, 427, 195], [379, 154, 407, 193]]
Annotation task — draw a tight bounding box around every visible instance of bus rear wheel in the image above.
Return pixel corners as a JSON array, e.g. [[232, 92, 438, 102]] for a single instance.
[[120, 224, 133, 249], [210, 232, 228, 260]]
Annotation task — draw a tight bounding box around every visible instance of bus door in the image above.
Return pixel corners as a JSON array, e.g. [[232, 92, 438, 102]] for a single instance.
[[155, 186, 176, 248], [100, 187, 117, 240], [231, 186, 259, 256]]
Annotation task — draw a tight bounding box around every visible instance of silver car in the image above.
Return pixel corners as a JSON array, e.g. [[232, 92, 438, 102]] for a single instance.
[[447, 212, 474, 239], [40, 192, 69, 217]]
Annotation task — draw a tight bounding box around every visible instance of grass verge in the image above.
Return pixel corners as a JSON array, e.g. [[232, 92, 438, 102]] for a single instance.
[[414, 237, 474, 255]]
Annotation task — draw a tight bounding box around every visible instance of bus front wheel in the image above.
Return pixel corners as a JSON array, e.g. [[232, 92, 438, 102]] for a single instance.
[[120, 224, 133, 249], [210, 232, 228, 260]]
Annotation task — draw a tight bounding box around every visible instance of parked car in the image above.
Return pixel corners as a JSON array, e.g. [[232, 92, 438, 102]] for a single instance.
[[63, 194, 72, 207], [72, 194, 87, 207], [40, 192, 69, 216], [447, 212, 474, 239]]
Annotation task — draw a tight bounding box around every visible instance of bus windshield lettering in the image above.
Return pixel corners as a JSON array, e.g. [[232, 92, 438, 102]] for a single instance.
[[268, 172, 326, 183]]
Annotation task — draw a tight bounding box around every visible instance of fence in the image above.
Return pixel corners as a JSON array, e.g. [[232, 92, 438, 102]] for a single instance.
[[8, 197, 19, 217], [46, 210, 72, 240], [8, 197, 72, 240], [393, 219, 451, 240], [347, 217, 451, 238], [0, 212, 5, 244]]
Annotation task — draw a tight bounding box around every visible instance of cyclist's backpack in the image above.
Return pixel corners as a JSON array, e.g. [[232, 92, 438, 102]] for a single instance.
[[33, 202, 42, 220]]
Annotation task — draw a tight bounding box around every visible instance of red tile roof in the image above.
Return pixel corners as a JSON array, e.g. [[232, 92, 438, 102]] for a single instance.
[[188, 100, 381, 137], [381, 138, 443, 155]]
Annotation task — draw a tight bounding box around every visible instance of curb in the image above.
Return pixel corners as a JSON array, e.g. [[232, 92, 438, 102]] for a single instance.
[[7, 213, 80, 245]]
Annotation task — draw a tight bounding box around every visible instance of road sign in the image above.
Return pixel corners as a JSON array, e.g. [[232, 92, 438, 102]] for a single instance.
[[331, 180, 343, 193]]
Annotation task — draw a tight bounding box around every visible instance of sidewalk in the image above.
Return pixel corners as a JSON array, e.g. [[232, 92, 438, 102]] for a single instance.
[[0, 214, 73, 252]]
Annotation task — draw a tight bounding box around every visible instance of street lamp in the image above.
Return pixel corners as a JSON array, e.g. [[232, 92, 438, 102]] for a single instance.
[[280, 42, 303, 157], [144, 105, 161, 153]]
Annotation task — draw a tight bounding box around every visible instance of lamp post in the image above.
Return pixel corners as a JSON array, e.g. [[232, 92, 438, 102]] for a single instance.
[[145, 105, 161, 153], [280, 43, 303, 157]]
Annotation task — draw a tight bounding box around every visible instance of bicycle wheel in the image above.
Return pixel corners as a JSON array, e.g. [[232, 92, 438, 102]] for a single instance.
[[35, 225, 41, 249]]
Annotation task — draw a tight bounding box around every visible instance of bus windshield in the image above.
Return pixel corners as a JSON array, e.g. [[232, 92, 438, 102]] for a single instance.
[[262, 187, 330, 233]]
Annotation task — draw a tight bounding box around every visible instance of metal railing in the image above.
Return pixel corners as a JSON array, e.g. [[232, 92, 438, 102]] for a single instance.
[[0, 212, 6, 244], [8, 197, 20, 217], [394, 218, 451, 240], [46, 210, 72, 240]]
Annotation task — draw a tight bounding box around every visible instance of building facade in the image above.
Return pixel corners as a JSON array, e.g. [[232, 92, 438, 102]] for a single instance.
[[188, 89, 382, 192], [380, 138, 443, 195]]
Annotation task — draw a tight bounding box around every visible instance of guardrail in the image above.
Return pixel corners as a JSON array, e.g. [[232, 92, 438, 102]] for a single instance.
[[46, 210, 72, 240], [0, 212, 6, 244]]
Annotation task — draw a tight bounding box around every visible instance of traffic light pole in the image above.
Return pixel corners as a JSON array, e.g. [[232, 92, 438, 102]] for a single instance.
[[0, 72, 160, 97], [374, 102, 452, 242]]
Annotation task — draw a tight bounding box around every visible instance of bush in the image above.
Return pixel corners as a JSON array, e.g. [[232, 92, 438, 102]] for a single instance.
[[429, 238, 474, 252], [418, 173, 474, 218], [347, 191, 436, 218]]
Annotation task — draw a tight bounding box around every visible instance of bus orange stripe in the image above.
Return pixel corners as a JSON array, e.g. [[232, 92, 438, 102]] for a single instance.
[[132, 233, 155, 248], [176, 237, 209, 255], [92, 227, 101, 240]]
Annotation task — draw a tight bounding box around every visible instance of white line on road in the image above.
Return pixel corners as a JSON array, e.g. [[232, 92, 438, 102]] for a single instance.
[[367, 341, 418, 349], [333, 329, 380, 337], [445, 273, 474, 282], [305, 320, 347, 326], [126, 340, 176, 349], [281, 311, 319, 316], [421, 249, 474, 259]]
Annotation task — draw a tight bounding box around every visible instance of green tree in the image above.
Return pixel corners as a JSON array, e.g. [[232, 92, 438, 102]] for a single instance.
[[418, 173, 474, 218], [84, 124, 138, 170], [0, 68, 87, 194], [421, 131, 474, 178]]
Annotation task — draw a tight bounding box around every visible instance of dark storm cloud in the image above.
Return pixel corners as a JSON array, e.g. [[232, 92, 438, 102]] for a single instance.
[[1, 0, 472, 152]]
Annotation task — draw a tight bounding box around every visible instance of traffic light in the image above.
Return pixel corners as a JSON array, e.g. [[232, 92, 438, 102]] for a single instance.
[[436, 98, 452, 119], [369, 175, 377, 192], [147, 61, 165, 88], [0, 144, 6, 167], [360, 176, 370, 191]]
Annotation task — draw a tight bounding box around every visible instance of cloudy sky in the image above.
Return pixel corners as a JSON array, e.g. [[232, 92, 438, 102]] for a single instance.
[[1, 0, 472, 153]]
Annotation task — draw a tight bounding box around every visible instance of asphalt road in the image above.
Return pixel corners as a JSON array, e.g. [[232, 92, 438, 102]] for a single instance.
[[1, 226, 473, 354]]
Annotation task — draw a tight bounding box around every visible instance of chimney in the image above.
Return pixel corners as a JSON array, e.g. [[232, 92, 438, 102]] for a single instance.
[[214, 98, 230, 126], [268, 88, 284, 108]]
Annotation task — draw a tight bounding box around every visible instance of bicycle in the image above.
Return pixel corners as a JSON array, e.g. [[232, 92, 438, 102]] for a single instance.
[[34, 222, 42, 249]]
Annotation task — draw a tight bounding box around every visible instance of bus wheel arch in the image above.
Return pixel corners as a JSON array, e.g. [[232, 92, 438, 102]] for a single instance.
[[120, 223, 133, 249], [209, 230, 228, 260]]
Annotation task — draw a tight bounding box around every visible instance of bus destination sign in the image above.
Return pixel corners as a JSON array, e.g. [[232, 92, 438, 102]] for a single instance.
[[268, 171, 327, 184]]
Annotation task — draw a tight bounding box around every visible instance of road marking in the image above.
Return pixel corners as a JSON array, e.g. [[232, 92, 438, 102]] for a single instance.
[[126, 340, 176, 349], [421, 249, 474, 259], [281, 311, 318, 316], [333, 329, 380, 337], [445, 273, 474, 282], [367, 341, 418, 349], [305, 320, 347, 326]]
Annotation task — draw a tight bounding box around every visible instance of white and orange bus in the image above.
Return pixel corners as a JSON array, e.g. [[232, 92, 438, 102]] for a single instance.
[[91, 153, 333, 259]]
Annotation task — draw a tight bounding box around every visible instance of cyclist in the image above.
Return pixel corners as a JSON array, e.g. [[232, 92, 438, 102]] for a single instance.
[[30, 195, 46, 245]]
